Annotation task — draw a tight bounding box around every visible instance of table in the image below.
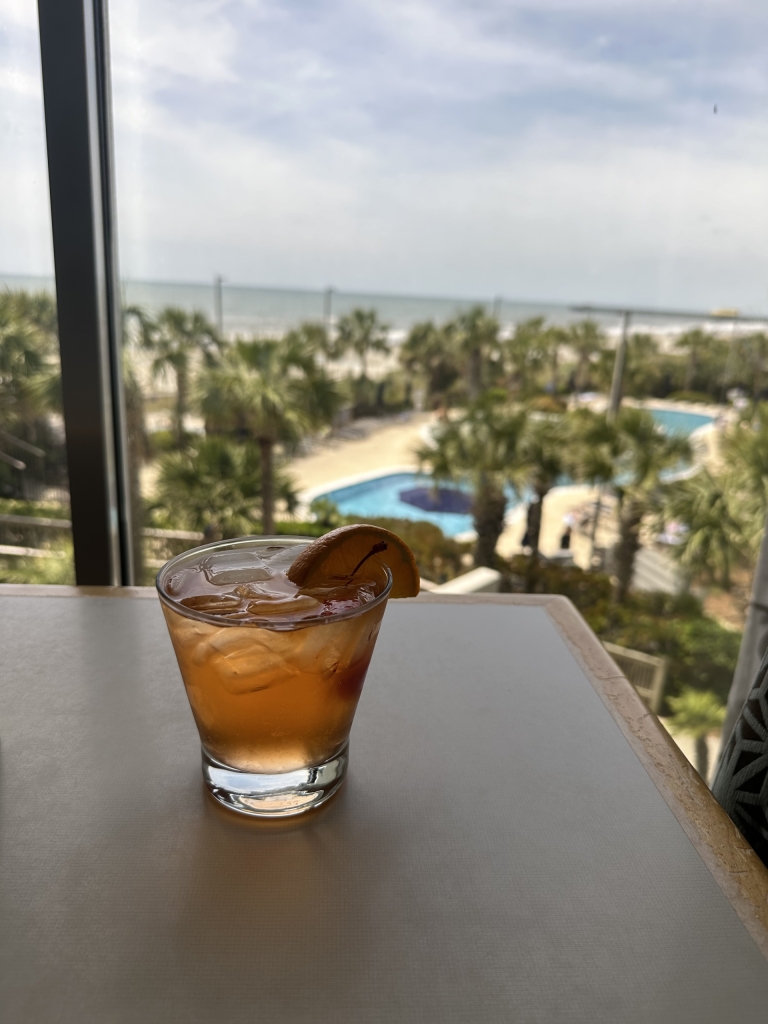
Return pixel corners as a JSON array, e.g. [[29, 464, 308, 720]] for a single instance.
[[2, 587, 768, 1023]]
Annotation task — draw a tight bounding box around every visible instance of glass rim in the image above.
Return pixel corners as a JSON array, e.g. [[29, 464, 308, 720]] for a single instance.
[[155, 534, 393, 630]]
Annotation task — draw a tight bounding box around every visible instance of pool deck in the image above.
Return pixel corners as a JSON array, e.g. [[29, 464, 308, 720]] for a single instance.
[[290, 413, 434, 496]]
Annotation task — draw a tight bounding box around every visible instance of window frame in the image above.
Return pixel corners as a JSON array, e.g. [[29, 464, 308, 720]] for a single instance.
[[37, 0, 133, 584]]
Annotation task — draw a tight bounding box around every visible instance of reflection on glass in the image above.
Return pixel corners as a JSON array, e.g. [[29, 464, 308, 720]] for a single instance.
[[0, 0, 73, 584], [107, 0, 768, 783]]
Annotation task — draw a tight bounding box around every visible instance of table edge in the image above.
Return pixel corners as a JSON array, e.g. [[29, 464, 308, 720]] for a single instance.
[[0, 584, 156, 598], [4, 585, 768, 957], [417, 592, 768, 960]]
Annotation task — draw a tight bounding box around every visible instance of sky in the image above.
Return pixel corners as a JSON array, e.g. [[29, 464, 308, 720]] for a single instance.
[[3, 0, 768, 310]]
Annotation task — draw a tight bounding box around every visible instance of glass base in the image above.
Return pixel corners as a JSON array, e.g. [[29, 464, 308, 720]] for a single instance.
[[201, 743, 349, 818]]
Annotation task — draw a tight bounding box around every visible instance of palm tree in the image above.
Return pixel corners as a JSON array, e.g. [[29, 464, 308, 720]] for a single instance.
[[199, 339, 340, 533], [399, 320, 460, 409], [334, 308, 390, 379], [667, 687, 725, 780], [658, 470, 745, 589], [416, 392, 526, 567], [142, 307, 219, 447], [0, 290, 60, 429], [543, 325, 568, 394], [675, 328, 718, 392], [619, 333, 661, 398], [732, 332, 768, 399], [567, 320, 605, 392], [1, 289, 58, 348], [721, 404, 768, 549], [282, 321, 332, 360], [452, 305, 500, 399], [568, 408, 621, 557], [0, 291, 62, 485], [516, 413, 570, 557], [504, 317, 548, 396], [711, 407, 768, 747], [611, 408, 691, 602], [154, 435, 297, 540]]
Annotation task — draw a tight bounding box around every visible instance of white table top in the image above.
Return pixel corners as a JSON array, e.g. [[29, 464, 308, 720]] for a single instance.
[[1, 587, 768, 1023]]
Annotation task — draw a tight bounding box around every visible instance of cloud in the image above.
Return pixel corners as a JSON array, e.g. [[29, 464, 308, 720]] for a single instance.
[[0, 5, 53, 275], [3, 0, 768, 311], [109, 0, 239, 85]]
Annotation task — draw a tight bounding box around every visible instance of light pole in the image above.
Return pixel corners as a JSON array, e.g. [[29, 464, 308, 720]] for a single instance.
[[213, 274, 224, 336], [323, 287, 334, 327]]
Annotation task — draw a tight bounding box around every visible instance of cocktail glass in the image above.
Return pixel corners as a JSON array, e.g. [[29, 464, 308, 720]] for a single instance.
[[156, 536, 392, 817]]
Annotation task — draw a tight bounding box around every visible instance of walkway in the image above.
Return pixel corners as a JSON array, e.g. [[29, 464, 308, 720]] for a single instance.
[[289, 413, 433, 494]]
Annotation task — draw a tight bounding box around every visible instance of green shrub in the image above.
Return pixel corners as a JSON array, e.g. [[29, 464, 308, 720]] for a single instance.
[[349, 517, 470, 582], [504, 555, 741, 710], [596, 605, 741, 709], [0, 542, 75, 585], [505, 554, 612, 617], [279, 514, 469, 582], [0, 499, 70, 519], [348, 371, 414, 418], [273, 520, 327, 538], [148, 429, 177, 455], [527, 394, 567, 413]]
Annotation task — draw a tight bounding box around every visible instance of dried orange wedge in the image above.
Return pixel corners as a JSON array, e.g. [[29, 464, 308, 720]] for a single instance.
[[286, 524, 420, 599]]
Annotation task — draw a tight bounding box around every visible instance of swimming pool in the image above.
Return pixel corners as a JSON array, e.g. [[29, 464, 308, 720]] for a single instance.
[[314, 407, 714, 537], [644, 408, 713, 435], [318, 472, 482, 536]]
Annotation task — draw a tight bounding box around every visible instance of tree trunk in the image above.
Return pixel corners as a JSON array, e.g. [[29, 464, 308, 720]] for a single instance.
[[721, 547, 731, 591], [527, 488, 549, 556], [694, 734, 709, 781], [589, 488, 603, 563], [174, 365, 188, 448], [259, 438, 274, 535], [468, 348, 482, 400], [613, 499, 644, 603], [576, 354, 589, 392], [719, 515, 768, 754], [685, 352, 696, 391], [473, 481, 506, 567], [550, 346, 559, 393]]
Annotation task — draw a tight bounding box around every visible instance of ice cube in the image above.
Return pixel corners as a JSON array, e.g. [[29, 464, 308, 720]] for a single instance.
[[181, 593, 245, 616], [234, 574, 296, 602], [200, 551, 273, 586], [260, 544, 308, 569], [206, 627, 298, 694], [245, 593, 322, 619]]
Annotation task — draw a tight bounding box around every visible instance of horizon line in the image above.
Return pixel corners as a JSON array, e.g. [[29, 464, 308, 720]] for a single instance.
[[3, 269, 766, 323]]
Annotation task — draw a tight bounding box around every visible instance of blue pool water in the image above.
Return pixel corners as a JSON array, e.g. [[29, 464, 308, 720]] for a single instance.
[[319, 472, 481, 536], [315, 407, 714, 537], [646, 408, 713, 435]]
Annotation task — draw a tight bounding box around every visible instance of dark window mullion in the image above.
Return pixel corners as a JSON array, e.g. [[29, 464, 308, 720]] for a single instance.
[[37, 0, 133, 585]]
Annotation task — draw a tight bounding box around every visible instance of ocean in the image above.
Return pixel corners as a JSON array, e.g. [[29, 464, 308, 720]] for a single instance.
[[1, 272, 759, 341]]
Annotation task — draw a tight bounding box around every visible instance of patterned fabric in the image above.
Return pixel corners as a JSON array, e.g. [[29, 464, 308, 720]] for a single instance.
[[712, 648, 768, 866]]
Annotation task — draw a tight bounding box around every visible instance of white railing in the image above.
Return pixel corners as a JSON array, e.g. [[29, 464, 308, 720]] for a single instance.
[[603, 641, 668, 714]]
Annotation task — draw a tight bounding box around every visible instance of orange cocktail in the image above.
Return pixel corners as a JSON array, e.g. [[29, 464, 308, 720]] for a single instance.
[[157, 530, 417, 817]]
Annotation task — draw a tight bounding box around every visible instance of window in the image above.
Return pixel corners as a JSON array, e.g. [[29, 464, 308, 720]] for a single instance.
[[0, 0, 73, 584], [8, 1, 768, 778]]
